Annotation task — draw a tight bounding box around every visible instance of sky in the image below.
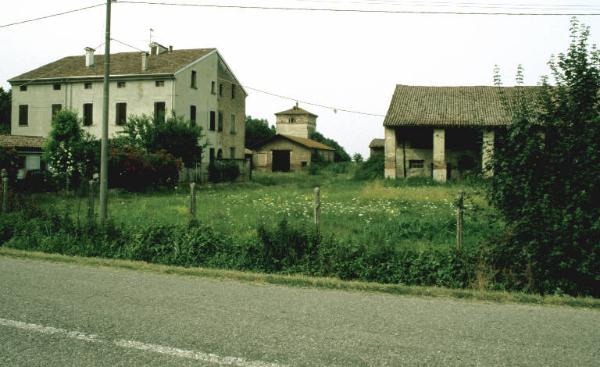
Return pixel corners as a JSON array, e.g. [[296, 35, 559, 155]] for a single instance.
[[1, 0, 599, 157]]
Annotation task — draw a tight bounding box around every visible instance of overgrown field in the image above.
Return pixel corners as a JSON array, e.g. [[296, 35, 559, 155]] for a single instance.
[[35, 170, 501, 252]]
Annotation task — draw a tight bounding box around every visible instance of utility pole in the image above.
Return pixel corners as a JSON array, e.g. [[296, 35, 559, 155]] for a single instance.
[[99, 0, 112, 223]]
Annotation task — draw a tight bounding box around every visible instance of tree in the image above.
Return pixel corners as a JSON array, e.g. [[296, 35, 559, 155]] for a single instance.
[[352, 153, 364, 163], [0, 87, 11, 134], [309, 131, 351, 162], [490, 18, 600, 296], [245, 116, 275, 148], [119, 113, 203, 167]]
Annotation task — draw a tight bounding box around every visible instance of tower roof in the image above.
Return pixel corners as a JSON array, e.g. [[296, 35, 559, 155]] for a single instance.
[[275, 105, 318, 118]]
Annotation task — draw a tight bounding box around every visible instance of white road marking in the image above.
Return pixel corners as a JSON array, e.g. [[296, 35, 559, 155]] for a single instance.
[[0, 317, 285, 367]]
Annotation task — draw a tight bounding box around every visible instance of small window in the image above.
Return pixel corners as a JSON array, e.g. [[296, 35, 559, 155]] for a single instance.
[[217, 111, 223, 132], [230, 113, 236, 134], [191, 71, 197, 89], [51, 104, 62, 119], [83, 103, 93, 126], [190, 105, 196, 126], [155, 80, 164, 87], [288, 117, 295, 123], [116, 102, 127, 125], [230, 147, 236, 159], [301, 161, 308, 167], [211, 81, 216, 95], [19, 85, 27, 92], [18, 105, 28, 126], [209, 111, 216, 131], [117, 81, 126, 88], [84, 82, 92, 90], [218, 83, 223, 97], [209, 148, 215, 163], [53, 84, 61, 91], [154, 102, 166, 123], [231, 84, 236, 99], [409, 160, 424, 169]]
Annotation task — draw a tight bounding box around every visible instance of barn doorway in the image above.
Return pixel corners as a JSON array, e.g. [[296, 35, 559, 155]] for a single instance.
[[272, 150, 291, 172]]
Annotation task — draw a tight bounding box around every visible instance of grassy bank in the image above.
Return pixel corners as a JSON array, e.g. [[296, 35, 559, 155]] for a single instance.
[[2, 247, 597, 309]]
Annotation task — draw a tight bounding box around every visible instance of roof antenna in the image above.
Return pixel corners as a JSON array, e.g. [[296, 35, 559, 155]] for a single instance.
[[295, 101, 299, 108], [149, 28, 154, 45]]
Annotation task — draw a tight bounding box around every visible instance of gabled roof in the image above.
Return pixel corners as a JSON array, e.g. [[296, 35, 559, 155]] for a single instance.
[[275, 105, 318, 118], [369, 138, 384, 148], [252, 134, 335, 151], [0, 135, 46, 149], [9, 48, 216, 82], [383, 85, 539, 127]]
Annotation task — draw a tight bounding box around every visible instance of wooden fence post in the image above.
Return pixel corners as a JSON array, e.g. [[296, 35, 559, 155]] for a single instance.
[[88, 179, 96, 223], [190, 182, 197, 220], [456, 191, 464, 251], [314, 186, 321, 235], [1, 169, 8, 214]]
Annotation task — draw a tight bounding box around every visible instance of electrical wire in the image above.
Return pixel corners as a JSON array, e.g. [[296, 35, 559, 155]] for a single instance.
[[117, 0, 600, 16], [0, 3, 104, 29]]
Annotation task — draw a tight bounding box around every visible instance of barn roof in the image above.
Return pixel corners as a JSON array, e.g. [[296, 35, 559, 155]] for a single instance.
[[0, 135, 46, 149], [383, 85, 539, 127], [9, 48, 216, 82], [252, 134, 335, 151]]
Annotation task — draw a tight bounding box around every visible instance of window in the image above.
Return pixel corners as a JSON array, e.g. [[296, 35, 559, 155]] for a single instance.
[[288, 117, 295, 123], [51, 104, 62, 119], [18, 105, 28, 126], [117, 81, 126, 88], [83, 103, 93, 126], [301, 161, 308, 167], [190, 105, 196, 127], [155, 80, 164, 87], [218, 83, 223, 97], [231, 84, 236, 99], [84, 82, 92, 90], [209, 148, 215, 163], [217, 149, 223, 160], [211, 81, 216, 95], [409, 160, 424, 169], [230, 147, 236, 159], [53, 84, 61, 91], [154, 102, 166, 123], [116, 103, 127, 125], [191, 71, 197, 89], [19, 85, 27, 92], [217, 111, 223, 132], [230, 113, 236, 134], [209, 111, 216, 131]]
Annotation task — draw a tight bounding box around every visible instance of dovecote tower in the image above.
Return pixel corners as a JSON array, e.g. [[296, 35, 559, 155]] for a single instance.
[[275, 103, 317, 139]]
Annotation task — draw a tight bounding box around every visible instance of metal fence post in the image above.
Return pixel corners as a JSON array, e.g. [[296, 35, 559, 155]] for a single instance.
[[1, 169, 8, 214], [314, 186, 321, 235], [190, 182, 197, 220]]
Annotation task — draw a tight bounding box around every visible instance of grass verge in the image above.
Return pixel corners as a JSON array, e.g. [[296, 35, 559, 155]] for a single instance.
[[1, 247, 598, 309]]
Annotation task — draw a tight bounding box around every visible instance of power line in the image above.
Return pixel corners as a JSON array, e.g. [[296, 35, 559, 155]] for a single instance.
[[111, 38, 145, 52], [117, 0, 600, 16], [0, 3, 104, 29]]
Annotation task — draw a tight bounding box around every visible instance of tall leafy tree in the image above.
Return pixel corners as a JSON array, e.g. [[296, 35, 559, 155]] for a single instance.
[[0, 87, 11, 134], [490, 18, 600, 296], [310, 131, 351, 162], [245, 116, 275, 148]]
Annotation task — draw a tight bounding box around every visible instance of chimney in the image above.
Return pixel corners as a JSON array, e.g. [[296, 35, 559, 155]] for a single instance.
[[85, 47, 95, 67], [141, 52, 149, 71], [169, 45, 173, 53], [150, 42, 157, 56]]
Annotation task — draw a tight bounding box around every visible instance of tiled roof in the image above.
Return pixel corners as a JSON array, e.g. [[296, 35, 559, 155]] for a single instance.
[[383, 85, 539, 127], [369, 138, 384, 148], [252, 134, 335, 151], [282, 135, 335, 150], [275, 106, 318, 118], [0, 135, 46, 149], [9, 48, 216, 82]]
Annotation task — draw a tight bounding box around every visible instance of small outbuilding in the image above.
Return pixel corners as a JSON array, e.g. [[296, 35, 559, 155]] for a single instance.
[[252, 134, 334, 172], [369, 138, 384, 157], [0, 135, 46, 179]]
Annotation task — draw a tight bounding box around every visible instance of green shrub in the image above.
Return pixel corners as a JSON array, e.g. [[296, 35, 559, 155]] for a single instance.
[[209, 160, 240, 183], [354, 153, 384, 180], [109, 145, 181, 191]]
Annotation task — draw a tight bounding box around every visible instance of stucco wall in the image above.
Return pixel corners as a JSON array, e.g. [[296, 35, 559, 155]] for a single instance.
[[275, 114, 316, 139], [252, 138, 313, 171]]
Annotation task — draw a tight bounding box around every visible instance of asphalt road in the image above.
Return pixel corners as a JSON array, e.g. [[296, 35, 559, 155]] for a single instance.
[[0, 256, 598, 367]]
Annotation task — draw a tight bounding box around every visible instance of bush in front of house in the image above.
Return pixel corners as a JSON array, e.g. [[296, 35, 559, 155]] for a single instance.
[[109, 145, 181, 191], [208, 160, 240, 183], [0, 146, 19, 183]]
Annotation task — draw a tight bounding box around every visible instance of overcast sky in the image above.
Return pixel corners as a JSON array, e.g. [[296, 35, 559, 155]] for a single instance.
[[1, 0, 599, 156]]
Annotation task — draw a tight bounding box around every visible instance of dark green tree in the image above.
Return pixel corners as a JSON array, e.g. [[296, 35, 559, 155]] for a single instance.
[[119, 114, 204, 167], [0, 87, 11, 134], [490, 18, 600, 296], [245, 116, 275, 148], [309, 131, 351, 162]]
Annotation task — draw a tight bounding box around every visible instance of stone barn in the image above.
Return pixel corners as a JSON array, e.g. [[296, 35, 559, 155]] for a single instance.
[[369, 138, 384, 157], [252, 105, 334, 172], [383, 85, 526, 182]]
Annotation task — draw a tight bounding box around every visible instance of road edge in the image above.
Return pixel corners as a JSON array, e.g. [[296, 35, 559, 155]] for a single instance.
[[1, 247, 598, 309]]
